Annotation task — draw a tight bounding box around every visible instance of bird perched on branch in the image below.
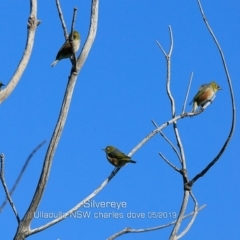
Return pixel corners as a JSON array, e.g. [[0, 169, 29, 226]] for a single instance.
[[0, 82, 5, 90], [102, 146, 136, 167], [51, 31, 80, 67], [189, 81, 221, 112]]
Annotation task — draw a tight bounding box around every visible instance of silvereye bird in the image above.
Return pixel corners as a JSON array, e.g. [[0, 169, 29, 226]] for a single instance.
[[51, 31, 80, 67], [102, 146, 136, 167], [0, 82, 5, 90], [189, 81, 221, 112]]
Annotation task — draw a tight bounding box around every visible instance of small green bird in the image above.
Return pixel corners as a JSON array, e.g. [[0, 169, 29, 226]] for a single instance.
[[102, 146, 136, 167], [0, 82, 5, 90], [189, 81, 221, 112], [51, 31, 80, 67]]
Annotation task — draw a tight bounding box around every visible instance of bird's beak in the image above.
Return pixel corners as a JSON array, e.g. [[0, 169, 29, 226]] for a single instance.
[[102, 149, 106, 152]]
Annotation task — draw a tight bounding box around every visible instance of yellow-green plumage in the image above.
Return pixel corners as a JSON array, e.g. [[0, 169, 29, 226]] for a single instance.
[[102, 146, 136, 167], [51, 31, 80, 67], [189, 81, 221, 112]]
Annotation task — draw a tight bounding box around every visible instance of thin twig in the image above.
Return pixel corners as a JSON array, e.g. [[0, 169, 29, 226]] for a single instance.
[[129, 111, 199, 158], [156, 40, 167, 57], [0, 154, 20, 223], [187, 0, 236, 187], [158, 153, 181, 172], [151, 120, 181, 161], [177, 191, 198, 239], [165, 26, 175, 117], [70, 7, 77, 36], [182, 72, 193, 114], [69, 8, 78, 71], [108, 204, 206, 240], [0, 141, 46, 212], [56, 0, 68, 39]]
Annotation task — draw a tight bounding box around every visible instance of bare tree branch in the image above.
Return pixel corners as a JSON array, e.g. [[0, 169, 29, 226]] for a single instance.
[[75, 1, 98, 72], [69, 7, 78, 71], [156, 40, 167, 57], [0, 0, 40, 104], [170, 191, 190, 239], [108, 204, 206, 240], [56, 0, 68, 39], [151, 120, 181, 161], [187, 0, 236, 188], [70, 7, 77, 35], [129, 110, 200, 158], [177, 191, 199, 239], [157, 26, 191, 239], [13, 1, 99, 239], [158, 153, 181, 172], [182, 72, 193, 114], [0, 154, 20, 223], [0, 141, 46, 212], [30, 166, 118, 235]]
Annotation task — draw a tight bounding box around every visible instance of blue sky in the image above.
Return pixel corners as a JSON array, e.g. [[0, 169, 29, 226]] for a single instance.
[[0, 0, 239, 239]]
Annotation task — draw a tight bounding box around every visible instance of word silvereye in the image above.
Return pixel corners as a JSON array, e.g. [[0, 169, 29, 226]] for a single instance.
[[51, 31, 80, 67], [0, 82, 5, 90], [189, 81, 221, 112], [102, 146, 136, 168]]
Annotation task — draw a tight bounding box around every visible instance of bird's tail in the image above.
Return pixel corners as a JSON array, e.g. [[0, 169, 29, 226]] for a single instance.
[[51, 60, 59, 67]]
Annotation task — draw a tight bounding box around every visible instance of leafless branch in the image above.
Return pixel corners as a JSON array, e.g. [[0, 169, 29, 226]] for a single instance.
[[177, 191, 198, 239], [56, 0, 68, 39], [30, 166, 119, 235], [70, 7, 77, 35], [157, 27, 190, 238], [186, 0, 236, 188], [75, 0, 98, 72], [129, 111, 200, 157], [0, 154, 20, 223], [69, 8, 78, 71], [0, 0, 39, 104], [156, 40, 167, 57], [0, 141, 46, 212], [158, 153, 181, 172], [108, 204, 206, 240], [165, 26, 175, 116], [151, 120, 181, 161], [13, 1, 99, 239], [182, 72, 193, 114], [169, 191, 190, 239]]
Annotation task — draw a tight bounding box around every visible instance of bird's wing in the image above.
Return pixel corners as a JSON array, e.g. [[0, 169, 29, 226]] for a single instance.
[[108, 149, 130, 160], [198, 84, 208, 91], [56, 40, 71, 59], [189, 84, 210, 105]]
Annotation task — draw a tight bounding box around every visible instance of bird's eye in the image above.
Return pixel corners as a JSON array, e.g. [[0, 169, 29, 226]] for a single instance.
[[107, 147, 110, 150]]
